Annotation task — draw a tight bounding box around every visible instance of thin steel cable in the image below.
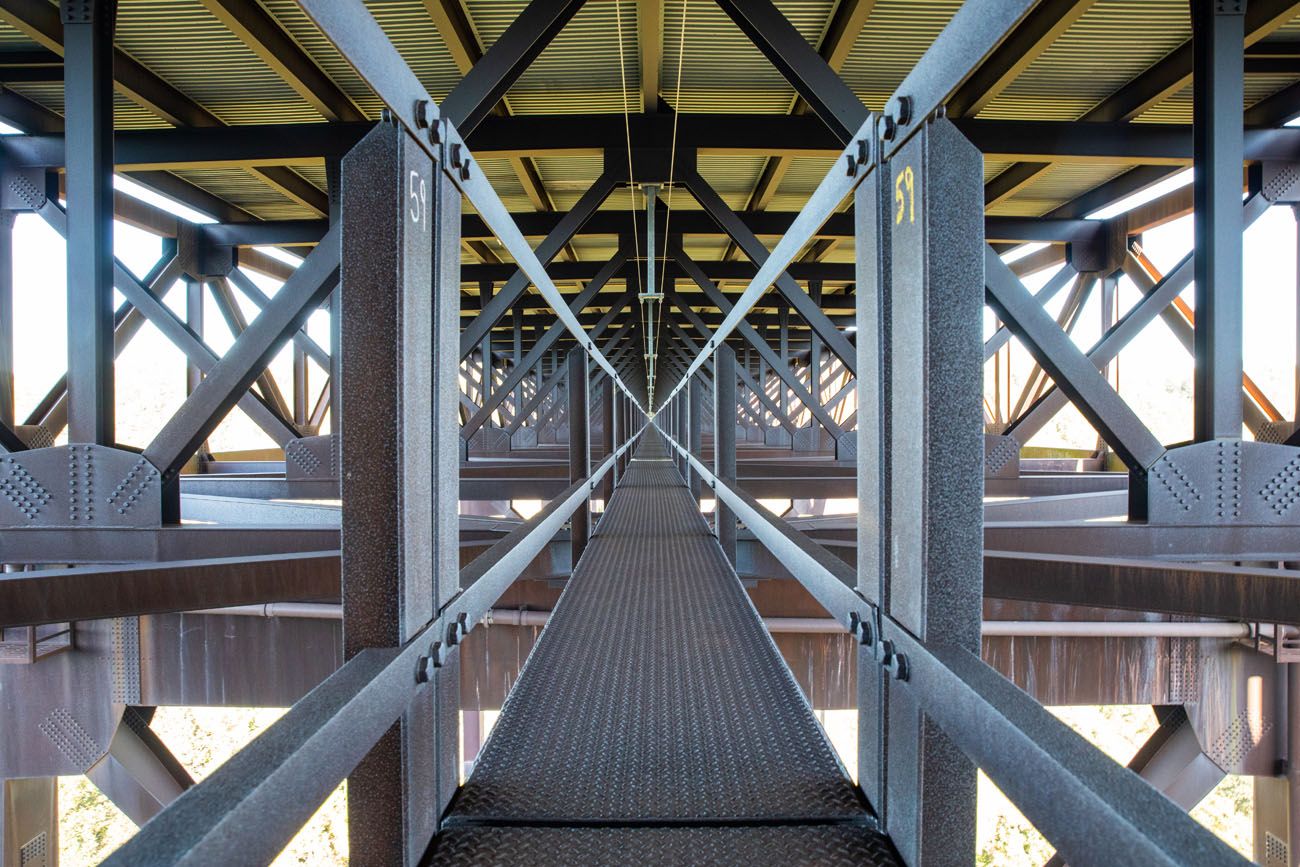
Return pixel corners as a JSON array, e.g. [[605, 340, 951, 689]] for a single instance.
[[613, 0, 650, 382], [651, 0, 689, 406]]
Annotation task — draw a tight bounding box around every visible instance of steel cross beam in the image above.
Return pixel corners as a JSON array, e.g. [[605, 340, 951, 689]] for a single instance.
[[505, 293, 635, 435], [681, 166, 858, 377], [0, 552, 340, 628], [17, 115, 1300, 176], [1004, 192, 1271, 445], [29, 254, 184, 436], [663, 271, 840, 437], [1120, 251, 1271, 436], [982, 0, 1300, 205], [1004, 274, 1095, 428], [463, 250, 628, 438], [144, 225, 341, 483], [985, 246, 1166, 472], [208, 277, 295, 423], [439, 0, 587, 135], [984, 263, 1077, 360], [457, 171, 617, 360], [32, 198, 301, 446], [225, 266, 331, 370], [660, 300, 799, 436], [712, 0, 867, 144]]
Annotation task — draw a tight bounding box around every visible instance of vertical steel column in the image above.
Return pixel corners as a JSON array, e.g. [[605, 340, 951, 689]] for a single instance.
[[779, 301, 789, 420], [2, 778, 58, 867], [809, 279, 823, 443], [680, 390, 687, 476], [1099, 273, 1117, 453], [512, 299, 524, 421], [292, 348, 308, 427], [622, 391, 632, 474], [713, 345, 737, 564], [758, 355, 769, 432], [599, 373, 614, 502], [1290, 663, 1300, 867], [0, 212, 13, 429], [611, 374, 622, 487], [185, 279, 203, 395], [326, 157, 342, 439], [568, 346, 590, 566], [340, 120, 460, 864], [688, 373, 703, 503], [680, 383, 691, 489], [864, 119, 983, 865], [856, 142, 889, 821], [63, 0, 115, 445], [1192, 0, 1245, 441], [1294, 206, 1300, 420], [479, 279, 494, 418]]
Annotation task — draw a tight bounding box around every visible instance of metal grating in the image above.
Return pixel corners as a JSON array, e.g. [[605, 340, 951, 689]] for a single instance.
[[438, 432, 881, 845], [425, 824, 902, 866]]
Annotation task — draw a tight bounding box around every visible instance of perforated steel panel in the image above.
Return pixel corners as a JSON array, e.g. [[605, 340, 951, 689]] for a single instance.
[[431, 432, 896, 864]]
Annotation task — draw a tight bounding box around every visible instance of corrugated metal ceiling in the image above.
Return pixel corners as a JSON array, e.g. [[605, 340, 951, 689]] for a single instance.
[[0, 0, 1294, 276]]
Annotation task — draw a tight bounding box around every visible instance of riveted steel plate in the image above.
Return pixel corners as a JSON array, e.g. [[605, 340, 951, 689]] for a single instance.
[[445, 432, 867, 824], [424, 824, 901, 866]]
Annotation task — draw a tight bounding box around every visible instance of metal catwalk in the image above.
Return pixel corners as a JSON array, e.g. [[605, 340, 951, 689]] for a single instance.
[[424, 430, 899, 865]]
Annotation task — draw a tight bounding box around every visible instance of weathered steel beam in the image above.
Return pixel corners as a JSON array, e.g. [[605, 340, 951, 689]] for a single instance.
[[984, 551, 1300, 625], [0, 552, 340, 627]]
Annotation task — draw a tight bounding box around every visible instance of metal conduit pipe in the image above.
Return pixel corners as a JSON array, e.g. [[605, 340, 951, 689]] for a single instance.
[[184, 604, 1278, 639]]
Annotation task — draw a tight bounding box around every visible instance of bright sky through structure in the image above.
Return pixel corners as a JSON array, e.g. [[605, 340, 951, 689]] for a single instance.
[[9, 158, 1298, 454]]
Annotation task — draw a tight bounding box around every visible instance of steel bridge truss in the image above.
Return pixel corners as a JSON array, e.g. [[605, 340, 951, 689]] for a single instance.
[[2, 0, 1300, 864]]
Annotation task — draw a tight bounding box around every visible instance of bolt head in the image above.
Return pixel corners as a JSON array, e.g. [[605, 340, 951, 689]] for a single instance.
[[879, 114, 897, 142], [895, 95, 914, 126], [414, 99, 434, 128]]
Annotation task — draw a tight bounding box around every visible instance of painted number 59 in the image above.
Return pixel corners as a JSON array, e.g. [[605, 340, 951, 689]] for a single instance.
[[409, 170, 427, 226], [894, 165, 915, 226]]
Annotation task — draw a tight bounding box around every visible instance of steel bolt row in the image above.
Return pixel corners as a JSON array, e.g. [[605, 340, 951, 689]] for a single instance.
[[850, 610, 908, 682]]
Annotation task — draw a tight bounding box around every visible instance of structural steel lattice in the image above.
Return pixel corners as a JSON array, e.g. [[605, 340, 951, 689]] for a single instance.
[[2, 0, 1300, 864]]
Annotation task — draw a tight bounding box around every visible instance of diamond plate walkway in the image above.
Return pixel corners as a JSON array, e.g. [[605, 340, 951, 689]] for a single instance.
[[424, 431, 900, 865]]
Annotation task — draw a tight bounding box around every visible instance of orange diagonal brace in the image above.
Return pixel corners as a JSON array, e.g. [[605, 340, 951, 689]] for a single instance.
[[1132, 247, 1284, 423]]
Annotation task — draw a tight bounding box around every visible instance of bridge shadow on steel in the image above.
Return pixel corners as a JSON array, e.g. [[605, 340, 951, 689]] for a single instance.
[[424, 431, 899, 865]]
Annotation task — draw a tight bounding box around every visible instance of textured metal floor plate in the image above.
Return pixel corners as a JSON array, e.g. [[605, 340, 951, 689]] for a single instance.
[[425, 824, 902, 866], [445, 432, 868, 824]]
